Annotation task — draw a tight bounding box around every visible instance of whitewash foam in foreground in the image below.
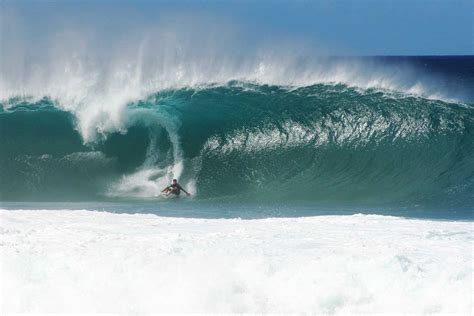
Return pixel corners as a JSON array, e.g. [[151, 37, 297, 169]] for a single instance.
[[1, 209, 472, 314]]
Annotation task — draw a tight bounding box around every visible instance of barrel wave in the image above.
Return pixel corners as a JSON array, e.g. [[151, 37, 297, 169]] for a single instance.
[[1, 82, 473, 212]]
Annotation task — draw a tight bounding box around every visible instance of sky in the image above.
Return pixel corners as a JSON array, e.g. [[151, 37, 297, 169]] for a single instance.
[[1, 0, 473, 56]]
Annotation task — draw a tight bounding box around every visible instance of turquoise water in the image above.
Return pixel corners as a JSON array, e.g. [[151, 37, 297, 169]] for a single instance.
[[1, 57, 473, 219], [1, 200, 472, 220]]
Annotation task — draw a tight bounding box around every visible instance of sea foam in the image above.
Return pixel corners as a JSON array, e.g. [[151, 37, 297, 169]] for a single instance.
[[1, 209, 472, 314]]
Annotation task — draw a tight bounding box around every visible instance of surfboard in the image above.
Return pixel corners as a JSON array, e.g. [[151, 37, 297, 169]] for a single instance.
[[163, 192, 180, 199]]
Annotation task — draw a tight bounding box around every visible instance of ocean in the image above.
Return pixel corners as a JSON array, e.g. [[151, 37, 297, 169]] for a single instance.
[[1, 56, 473, 313]]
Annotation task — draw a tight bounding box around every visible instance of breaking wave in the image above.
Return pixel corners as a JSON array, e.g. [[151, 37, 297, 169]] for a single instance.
[[1, 82, 473, 212]]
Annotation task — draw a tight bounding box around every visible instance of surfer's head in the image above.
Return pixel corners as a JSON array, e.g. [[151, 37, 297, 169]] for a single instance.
[[172, 179, 177, 184]]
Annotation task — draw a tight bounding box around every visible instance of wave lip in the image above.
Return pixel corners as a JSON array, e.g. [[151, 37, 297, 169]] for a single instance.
[[1, 209, 472, 314]]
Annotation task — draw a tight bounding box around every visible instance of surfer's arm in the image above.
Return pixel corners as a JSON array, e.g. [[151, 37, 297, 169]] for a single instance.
[[161, 186, 170, 193], [178, 185, 191, 195]]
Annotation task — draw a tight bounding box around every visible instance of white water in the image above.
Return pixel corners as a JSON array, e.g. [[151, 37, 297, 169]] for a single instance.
[[1, 209, 472, 314]]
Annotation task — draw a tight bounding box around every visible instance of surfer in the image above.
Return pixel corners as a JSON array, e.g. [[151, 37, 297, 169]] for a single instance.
[[161, 179, 191, 196]]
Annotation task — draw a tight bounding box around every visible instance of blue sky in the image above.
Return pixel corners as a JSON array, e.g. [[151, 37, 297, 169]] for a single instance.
[[3, 0, 473, 55]]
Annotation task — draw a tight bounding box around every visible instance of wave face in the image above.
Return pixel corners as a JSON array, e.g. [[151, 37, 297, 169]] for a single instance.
[[1, 81, 473, 211]]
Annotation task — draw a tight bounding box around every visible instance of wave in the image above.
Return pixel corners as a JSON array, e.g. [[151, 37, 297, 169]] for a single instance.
[[1, 82, 473, 211]]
